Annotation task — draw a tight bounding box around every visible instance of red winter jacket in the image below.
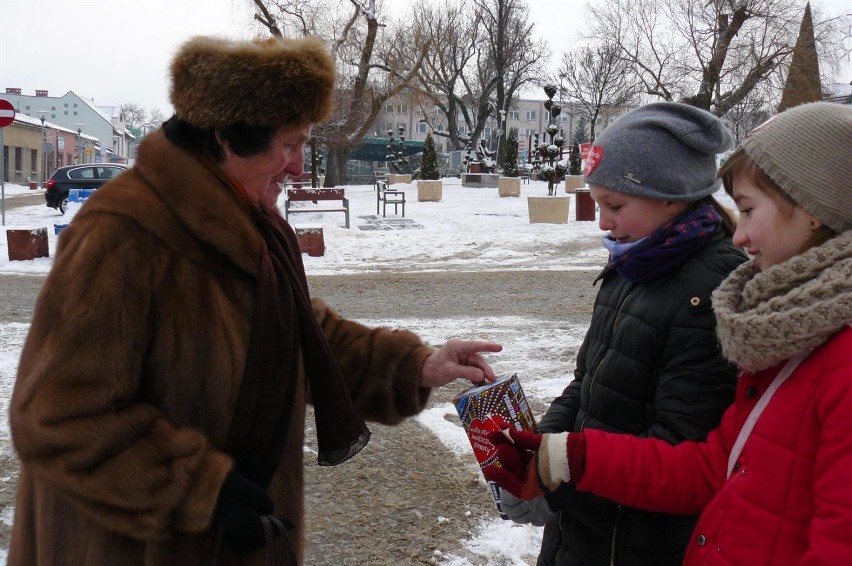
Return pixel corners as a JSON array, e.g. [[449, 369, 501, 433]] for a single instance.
[[574, 326, 852, 565]]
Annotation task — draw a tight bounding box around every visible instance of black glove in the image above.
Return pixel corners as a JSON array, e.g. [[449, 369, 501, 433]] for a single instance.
[[214, 471, 275, 555]]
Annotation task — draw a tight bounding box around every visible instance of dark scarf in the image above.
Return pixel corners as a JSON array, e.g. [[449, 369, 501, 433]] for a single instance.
[[604, 203, 722, 284], [225, 207, 370, 487]]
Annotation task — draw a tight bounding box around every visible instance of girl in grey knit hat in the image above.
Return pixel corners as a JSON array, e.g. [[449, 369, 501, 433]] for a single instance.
[[499, 102, 748, 565], [483, 101, 852, 566]]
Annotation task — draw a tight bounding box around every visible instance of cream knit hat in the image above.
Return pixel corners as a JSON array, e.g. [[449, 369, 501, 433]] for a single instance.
[[739, 102, 852, 234]]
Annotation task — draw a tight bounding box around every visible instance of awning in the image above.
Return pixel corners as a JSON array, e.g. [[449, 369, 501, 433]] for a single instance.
[[349, 137, 425, 161]]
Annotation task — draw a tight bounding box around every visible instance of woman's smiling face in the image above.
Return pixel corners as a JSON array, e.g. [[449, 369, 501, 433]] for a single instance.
[[589, 184, 687, 243], [219, 123, 312, 210], [731, 177, 819, 271]]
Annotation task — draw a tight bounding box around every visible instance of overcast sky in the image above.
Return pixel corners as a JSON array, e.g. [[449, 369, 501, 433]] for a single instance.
[[1, 0, 849, 116]]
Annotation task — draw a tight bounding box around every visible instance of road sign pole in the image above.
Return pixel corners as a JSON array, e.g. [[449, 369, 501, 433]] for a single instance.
[[1, 127, 5, 226], [0, 98, 18, 225]]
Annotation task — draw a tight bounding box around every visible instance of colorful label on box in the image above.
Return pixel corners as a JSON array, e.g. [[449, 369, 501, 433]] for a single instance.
[[454, 373, 536, 519]]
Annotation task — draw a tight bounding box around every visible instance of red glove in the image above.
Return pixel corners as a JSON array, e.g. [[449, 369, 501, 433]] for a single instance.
[[482, 428, 571, 500]]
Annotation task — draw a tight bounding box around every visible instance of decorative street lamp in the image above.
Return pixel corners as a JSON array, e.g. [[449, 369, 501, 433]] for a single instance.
[[494, 108, 507, 172], [74, 123, 85, 164], [386, 126, 409, 173], [530, 85, 567, 195], [36, 110, 50, 188]]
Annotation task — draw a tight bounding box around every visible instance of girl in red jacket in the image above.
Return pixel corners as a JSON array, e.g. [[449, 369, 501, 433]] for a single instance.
[[485, 101, 852, 565]]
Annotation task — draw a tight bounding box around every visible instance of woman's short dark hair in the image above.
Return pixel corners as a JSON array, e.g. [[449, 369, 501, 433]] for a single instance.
[[162, 115, 277, 162]]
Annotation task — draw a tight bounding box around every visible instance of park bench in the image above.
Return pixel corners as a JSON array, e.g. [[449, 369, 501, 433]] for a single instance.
[[376, 179, 406, 217], [284, 188, 350, 229]]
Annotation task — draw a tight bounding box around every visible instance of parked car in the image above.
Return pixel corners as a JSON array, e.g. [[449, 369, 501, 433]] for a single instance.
[[44, 163, 128, 214]]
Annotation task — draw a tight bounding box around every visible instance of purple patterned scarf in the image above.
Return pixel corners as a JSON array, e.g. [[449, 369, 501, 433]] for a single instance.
[[604, 203, 722, 283]]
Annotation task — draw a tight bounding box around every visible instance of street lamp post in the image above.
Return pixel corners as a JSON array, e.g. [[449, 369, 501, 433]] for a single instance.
[[74, 123, 85, 164], [494, 109, 507, 172], [36, 110, 49, 188]]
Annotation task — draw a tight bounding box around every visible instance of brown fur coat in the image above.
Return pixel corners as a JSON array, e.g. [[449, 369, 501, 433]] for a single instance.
[[9, 131, 432, 565]]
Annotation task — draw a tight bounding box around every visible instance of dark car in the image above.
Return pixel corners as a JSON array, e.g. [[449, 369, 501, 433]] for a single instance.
[[44, 163, 128, 214]]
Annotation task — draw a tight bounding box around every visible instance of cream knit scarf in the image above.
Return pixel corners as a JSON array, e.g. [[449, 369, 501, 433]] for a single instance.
[[713, 231, 852, 373]]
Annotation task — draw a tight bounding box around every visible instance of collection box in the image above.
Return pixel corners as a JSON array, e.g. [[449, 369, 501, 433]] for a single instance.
[[453, 373, 536, 519]]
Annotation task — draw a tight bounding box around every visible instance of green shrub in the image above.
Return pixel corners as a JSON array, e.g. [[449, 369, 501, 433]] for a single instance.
[[502, 128, 519, 177], [421, 132, 441, 180], [569, 140, 582, 175]]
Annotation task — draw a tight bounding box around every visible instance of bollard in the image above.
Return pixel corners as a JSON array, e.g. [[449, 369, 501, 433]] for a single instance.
[[7, 227, 49, 261], [294, 226, 325, 257], [575, 189, 596, 221]]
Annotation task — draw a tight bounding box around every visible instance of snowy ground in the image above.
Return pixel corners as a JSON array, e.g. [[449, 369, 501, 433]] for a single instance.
[[0, 178, 734, 564]]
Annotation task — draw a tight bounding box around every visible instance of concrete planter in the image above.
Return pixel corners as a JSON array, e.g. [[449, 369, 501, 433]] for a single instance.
[[527, 196, 570, 224], [498, 177, 521, 197], [462, 173, 499, 188], [565, 175, 585, 193], [417, 179, 443, 202], [387, 174, 412, 185]]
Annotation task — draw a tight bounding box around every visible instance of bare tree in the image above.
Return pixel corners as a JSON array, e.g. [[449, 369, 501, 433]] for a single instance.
[[408, 0, 546, 161], [587, 0, 808, 116], [407, 0, 480, 151], [121, 103, 166, 136], [557, 42, 641, 141], [251, 0, 428, 185], [147, 108, 166, 129], [724, 85, 772, 145], [121, 103, 147, 131], [474, 0, 548, 163]]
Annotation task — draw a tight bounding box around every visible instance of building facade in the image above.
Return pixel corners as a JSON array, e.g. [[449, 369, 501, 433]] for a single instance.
[[372, 90, 628, 165], [1, 88, 132, 165]]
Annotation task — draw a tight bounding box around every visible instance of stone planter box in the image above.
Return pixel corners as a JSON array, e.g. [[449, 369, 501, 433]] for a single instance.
[[498, 177, 521, 197], [387, 174, 412, 185], [565, 175, 585, 193], [461, 173, 499, 188], [417, 179, 443, 202], [6, 227, 50, 261], [528, 196, 570, 224]]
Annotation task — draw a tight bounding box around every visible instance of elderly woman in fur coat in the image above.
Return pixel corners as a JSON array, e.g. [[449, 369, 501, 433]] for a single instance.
[[8, 36, 501, 564]]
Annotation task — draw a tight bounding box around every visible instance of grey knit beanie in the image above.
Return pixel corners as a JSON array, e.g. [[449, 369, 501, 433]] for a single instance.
[[584, 102, 732, 201], [739, 101, 852, 234]]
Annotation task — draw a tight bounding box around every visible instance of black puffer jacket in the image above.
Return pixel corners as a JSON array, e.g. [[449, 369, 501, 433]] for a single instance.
[[537, 228, 746, 566]]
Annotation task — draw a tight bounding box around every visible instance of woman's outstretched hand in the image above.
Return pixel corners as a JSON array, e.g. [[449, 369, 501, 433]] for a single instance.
[[420, 338, 502, 388]]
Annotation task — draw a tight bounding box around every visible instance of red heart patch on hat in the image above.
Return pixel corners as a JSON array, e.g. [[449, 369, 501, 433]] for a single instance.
[[583, 146, 603, 176]]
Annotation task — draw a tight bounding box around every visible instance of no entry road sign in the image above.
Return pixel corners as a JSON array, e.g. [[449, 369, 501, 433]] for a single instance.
[[0, 99, 15, 127]]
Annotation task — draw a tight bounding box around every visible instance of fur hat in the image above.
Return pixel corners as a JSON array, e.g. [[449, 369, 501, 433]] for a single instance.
[[169, 35, 335, 129], [739, 101, 852, 234], [584, 102, 731, 201]]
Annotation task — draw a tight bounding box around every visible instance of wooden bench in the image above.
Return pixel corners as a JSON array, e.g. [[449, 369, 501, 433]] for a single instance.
[[284, 188, 350, 229], [376, 179, 406, 217]]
